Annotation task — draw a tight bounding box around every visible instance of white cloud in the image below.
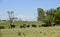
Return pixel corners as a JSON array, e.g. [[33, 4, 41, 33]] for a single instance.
[[0, 15, 37, 21], [15, 16, 37, 21]]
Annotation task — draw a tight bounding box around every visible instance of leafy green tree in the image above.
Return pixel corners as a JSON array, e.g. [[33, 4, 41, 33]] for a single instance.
[[42, 8, 56, 25], [37, 7, 60, 26], [55, 7, 60, 24], [37, 8, 44, 21]]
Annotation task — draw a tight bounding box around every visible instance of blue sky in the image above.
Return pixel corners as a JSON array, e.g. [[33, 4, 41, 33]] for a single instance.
[[0, 0, 60, 21]]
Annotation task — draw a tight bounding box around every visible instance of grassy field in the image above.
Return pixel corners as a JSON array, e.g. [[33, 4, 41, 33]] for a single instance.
[[0, 21, 43, 28], [0, 26, 60, 37], [0, 21, 60, 37]]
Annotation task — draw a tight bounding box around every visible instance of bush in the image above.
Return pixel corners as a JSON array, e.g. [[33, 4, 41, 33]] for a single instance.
[[18, 32, 21, 36]]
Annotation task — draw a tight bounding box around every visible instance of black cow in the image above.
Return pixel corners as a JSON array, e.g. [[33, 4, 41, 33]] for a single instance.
[[20, 25, 23, 28], [20, 24, 26, 28], [32, 24, 37, 27], [42, 23, 51, 27], [10, 25, 15, 28], [26, 25, 30, 28], [52, 23, 56, 26], [39, 25, 41, 27], [0, 26, 5, 29], [23, 24, 26, 28]]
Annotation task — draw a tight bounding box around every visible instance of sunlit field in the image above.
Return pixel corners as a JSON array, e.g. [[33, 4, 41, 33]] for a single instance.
[[0, 0, 60, 37], [0, 26, 60, 37], [0, 21, 43, 28], [0, 21, 60, 37]]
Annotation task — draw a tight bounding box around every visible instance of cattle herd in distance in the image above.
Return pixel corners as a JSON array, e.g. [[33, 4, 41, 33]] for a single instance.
[[0, 23, 57, 29]]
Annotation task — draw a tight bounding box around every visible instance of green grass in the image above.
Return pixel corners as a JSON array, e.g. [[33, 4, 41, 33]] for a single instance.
[[0, 21, 43, 28], [0, 21, 60, 37], [0, 26, 60, 37], [0, 21, 10, 28]]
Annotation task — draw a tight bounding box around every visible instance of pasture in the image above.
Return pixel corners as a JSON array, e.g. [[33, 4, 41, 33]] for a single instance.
[[0, 21, 43, 28], [0, 21, 60, 37], [0, 26, 60, 37]]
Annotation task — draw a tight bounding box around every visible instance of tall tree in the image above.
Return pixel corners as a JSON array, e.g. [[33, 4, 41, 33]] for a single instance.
[[55, 7, 60, 24], [37, 8, 44, 21], [37, 7, 60, 26]]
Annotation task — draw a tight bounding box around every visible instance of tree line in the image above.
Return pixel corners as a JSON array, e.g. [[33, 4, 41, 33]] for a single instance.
[[37, 7, 60, 26]]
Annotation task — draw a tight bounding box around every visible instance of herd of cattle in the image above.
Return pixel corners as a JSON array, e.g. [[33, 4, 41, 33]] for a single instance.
[[0, 23, 56, 29]]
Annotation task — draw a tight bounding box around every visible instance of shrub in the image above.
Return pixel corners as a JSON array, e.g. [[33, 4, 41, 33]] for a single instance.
[[18, 32, 21, 36]]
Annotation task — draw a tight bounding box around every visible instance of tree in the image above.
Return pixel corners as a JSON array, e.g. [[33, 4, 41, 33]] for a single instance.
[[42, 8, 56, 26], [44, 7, 60, 25], [37, 8, 44, 21], [57, 7, 60, 10], [37, 7, 60, 26], [8, 11, 14, 28], [55, 7, 60, 24]]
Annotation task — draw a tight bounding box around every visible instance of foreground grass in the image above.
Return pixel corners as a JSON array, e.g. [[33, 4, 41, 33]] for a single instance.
[[0, 26, 60, 37]]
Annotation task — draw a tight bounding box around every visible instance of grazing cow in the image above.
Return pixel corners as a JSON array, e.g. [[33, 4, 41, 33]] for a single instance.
[[53, 23, 56, 26], [39, 25, 41, 27], [55, 22, 60, 25], [32, 24, 37, 27], [20, 24, 26, 28], [23, 24, 26, 28], [42, 23, 51, 27], [27, 25, 30, 28], [52, 23, 56, 26], [20, 25, 23, 28], [0, 26, 5, 29], [10, 25, 15, 28]]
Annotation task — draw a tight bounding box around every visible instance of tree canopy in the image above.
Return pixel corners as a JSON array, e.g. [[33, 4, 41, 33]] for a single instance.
[[37, 7, 60, 25]]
